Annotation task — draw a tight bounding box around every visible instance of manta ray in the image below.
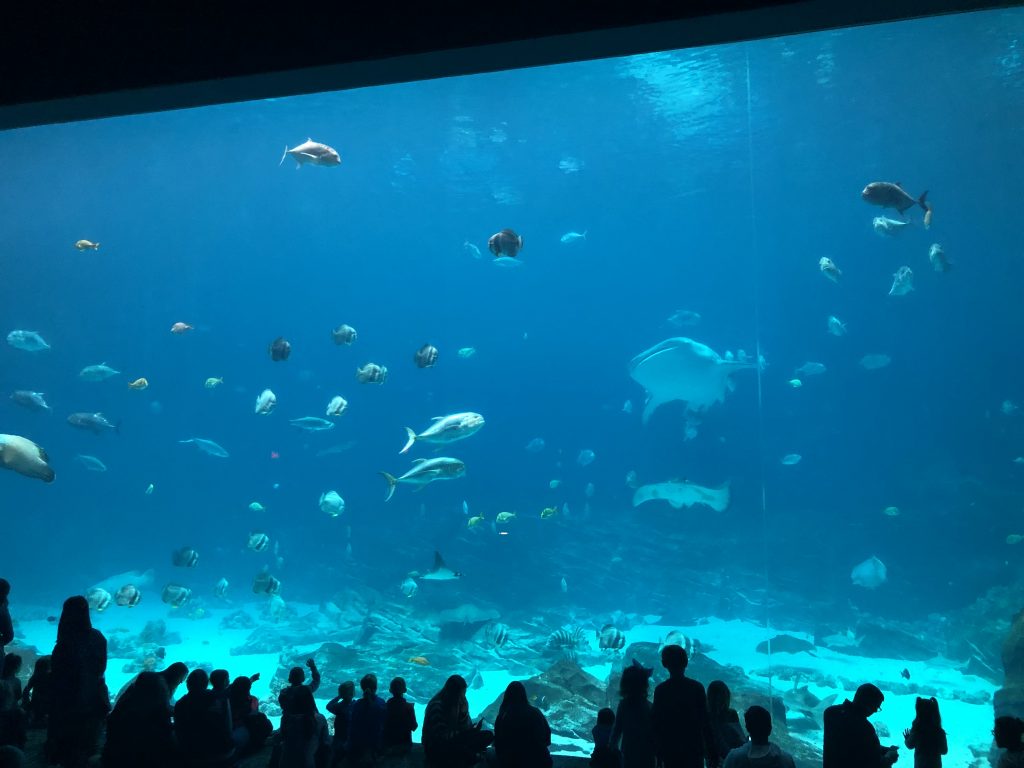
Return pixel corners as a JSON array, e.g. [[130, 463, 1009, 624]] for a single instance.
[[628, 337, 756, 424], [632, 479, 730, 512]]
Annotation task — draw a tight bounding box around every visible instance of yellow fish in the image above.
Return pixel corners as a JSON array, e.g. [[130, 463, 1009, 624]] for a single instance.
[[1008, 534, 1023, 545], [408, 656, 430, 666], [128, 377, 149, 390], [495, 511, 517, 524], [204, 377, 223, 389], [540, 506, 558, 519], [75, 239, 100, 251], [467, 515, 485, 529]]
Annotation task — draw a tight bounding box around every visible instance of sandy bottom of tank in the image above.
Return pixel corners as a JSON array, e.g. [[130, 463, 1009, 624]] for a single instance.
[[14, 604, 995, 761]]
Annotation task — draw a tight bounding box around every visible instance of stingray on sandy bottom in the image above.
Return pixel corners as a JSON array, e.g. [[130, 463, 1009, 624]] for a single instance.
[[632, 479, 731, 512], [628, 337, 756, 424]]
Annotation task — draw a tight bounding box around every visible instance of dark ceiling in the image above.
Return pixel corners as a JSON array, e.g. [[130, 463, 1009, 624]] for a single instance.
[[1, 0, 1014, 129]]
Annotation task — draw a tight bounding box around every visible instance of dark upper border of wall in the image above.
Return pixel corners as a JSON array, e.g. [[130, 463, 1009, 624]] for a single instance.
[[0, 0, 1016, 130]]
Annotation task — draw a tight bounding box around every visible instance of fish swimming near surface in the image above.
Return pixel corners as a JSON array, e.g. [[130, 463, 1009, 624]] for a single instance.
[[633, 479, 730, 513], [290, 416, 335, 432], [488, 228, 524, 258], [86, 588, 112, 612], [929, 243, 951, 272], [400, 576, 418, 598], [319, 490, 345, 517], [818, 257, 841, 283], [75, 454, 107, 472], [418, 551, 461, 581], [380, 457, 466, 501], [629, 337, 756, 424], [280, 138, 341, 168], [75, 239, 100, 250], [170, 322, 193, 335], [356, 363, 388, 384], [6, 330, 50, 352], [862, 181, 929, 216], [78, 363, 120, 381], [204, 377, 223, 389], [127, 378, 149, 390], [252, 568, 281, 595], [872, 216, 910, 236], [597, 624, 626, 650], [326, 396, 348, 417], [331, 324, 357, 345], [255, 389, 277, 415], [547, 626, 585, 651], [400, 412, 485, 454], [178, 438, 229, 458], [457, 347, 477, 359], [889, 266, 914, 296], [0, 434, 55, 482], [10, 391, 51, 412], [213, 578, 229, 599], [114, 584, 141, 607], [781, 454, 802, 466], [859, 354, 891, 371], [172, 547, 200, 567], [161, 584, 192, 608], [414, 344, 439, 369], [68, 412, 119, 434], [851, 555, 887, 589], [268, 337, 291, 361], [560, 231, 586, 244]]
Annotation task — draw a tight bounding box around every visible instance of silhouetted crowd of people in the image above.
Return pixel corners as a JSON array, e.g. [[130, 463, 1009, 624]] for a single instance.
[[0, 582, 1022, 767]]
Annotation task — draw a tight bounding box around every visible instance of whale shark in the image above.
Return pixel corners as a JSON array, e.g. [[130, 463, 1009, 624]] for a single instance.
[[628, 337, 755, 424]]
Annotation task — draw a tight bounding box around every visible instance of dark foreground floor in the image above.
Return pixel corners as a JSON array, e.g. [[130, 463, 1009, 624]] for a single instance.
[[12, 729, 596, 767]]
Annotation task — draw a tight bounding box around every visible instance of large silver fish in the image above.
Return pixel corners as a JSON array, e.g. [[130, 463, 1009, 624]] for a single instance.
[[280, 138, 341, 168], [400, 412, 484, 454], [6, 330, 50, 352], [178, 438, 229, 458], [79, 363, 120, 381], [379, 457, 465, 501], [68, 412, 118, 434], [290, 416, 335, 432], [11, 391, 51, 412]]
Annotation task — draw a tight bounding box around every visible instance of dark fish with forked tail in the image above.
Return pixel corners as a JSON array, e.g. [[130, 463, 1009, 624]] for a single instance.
[[68, 412, 119, 434], [11, 390, 51, 412], [862, 182, 928, 216]]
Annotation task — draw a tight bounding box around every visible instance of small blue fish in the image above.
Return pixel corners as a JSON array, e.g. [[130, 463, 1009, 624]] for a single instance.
[[781, 454, 802, 466], [560, 230, 586, 244]]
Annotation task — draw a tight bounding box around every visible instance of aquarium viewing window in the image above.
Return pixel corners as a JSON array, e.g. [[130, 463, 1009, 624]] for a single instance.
[[1, 5, 1022, 766]]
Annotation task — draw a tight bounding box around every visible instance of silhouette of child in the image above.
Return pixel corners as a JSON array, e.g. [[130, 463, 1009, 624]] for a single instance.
[[590, 707, 618, 768], [21, 655, 51, 727], [902, 697, 947, 767]]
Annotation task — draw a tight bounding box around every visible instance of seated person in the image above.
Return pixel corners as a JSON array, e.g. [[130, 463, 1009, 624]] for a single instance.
[[723, 705, 795, 768]]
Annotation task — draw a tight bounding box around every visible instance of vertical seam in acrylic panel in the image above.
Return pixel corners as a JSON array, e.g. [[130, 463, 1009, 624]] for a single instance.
[[744, 47, 775, 705]]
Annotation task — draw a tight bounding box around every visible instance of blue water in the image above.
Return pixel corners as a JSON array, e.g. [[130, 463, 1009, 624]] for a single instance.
[[2, 8, 1023, 633]]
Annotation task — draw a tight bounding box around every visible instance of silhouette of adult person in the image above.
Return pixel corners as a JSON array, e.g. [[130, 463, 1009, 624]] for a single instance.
[[902, 696, 946, 768], [610, 663, 656, 768], [493, 680, 552, 768], [707, 680, 745, 763], [101, 670, 178, 768], [174, 668, 235, 768], [0, 581, 12, 668], [279, 658, 321, 717], [46, 595, 109, 768], [651, 645, 714, 768], [722, 705, 795, 768], [823, 683, 899, 768], [381, 676, 417, 763], [995, 716, 1024, 768], [347, 673, 386, 765], [422, 675, 492, 768], [278, 685, 329, 768]]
